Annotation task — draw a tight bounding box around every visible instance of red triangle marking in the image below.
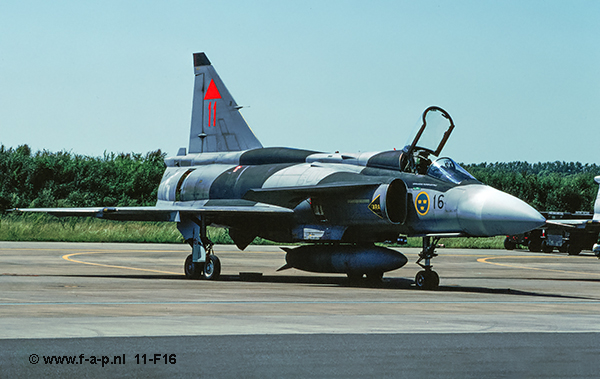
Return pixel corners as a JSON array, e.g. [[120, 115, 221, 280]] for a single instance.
[[204, 79, 222, 100]]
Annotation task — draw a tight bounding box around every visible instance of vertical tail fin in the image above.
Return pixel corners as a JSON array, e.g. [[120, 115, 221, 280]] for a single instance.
[[188, 53, 262, 153]]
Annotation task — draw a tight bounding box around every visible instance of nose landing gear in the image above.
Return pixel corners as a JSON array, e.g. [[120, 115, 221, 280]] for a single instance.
[[415, 236, 440, 290]]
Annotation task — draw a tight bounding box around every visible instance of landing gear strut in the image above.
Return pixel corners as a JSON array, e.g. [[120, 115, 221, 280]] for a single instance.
[[415, 236, 440, 290], [180, 216, 221, 281]]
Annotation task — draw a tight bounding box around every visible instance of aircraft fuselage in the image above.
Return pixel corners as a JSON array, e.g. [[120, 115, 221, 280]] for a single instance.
[[157, 147, 543, 248]]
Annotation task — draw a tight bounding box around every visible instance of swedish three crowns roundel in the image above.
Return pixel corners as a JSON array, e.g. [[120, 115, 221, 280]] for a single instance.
[[415, 191, 430, 216]]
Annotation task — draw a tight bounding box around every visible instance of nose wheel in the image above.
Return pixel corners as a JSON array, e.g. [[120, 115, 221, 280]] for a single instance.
[[415, 269, 439, 290], [415, 236, 440, 290]]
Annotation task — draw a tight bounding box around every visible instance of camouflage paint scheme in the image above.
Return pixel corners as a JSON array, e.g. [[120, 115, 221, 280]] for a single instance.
[[18, 53, 546, 289]]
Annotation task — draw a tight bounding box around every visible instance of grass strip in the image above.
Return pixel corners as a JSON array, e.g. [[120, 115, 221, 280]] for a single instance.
[[0, 213, 505, 248]]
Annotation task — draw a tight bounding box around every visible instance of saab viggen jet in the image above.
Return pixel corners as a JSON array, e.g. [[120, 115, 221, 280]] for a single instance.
[[17, 52, 546, 289]]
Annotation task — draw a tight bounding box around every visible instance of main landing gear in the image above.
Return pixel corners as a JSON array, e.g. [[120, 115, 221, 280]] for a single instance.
[[180, 217, 221, 281], [184, 241, 221, 280], [415, 236, 440, 290]]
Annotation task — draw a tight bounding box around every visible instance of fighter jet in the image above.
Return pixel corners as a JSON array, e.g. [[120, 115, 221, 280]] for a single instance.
[[539, 176, 600, 255], [17, 52, 546, 289]]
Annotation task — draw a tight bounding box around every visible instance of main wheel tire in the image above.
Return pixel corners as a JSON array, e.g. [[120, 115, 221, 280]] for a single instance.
[[203, 255, 221, 280], [184, 254, 203, 279], [541, 240, 553, 254], [504, 237, 516, 250]]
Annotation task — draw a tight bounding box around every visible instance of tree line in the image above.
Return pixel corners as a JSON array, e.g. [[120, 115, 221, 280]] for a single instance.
[[463, 161, 599, 212], [0, 145, 165, 212], [0, 145, 598, 213]]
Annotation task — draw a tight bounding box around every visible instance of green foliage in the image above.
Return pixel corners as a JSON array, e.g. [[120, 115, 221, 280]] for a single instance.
[[0, 145, 598, 245], [463, 161, 600, 212], [384, 236, 505, 249], [0, 213, 281, 244], [0, 213, 183, 243], [0, 145, 166, 211]]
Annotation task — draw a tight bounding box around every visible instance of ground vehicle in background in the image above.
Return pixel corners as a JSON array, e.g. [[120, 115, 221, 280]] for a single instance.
[[504, 176, 600, 255], [505, 227, 598, 255]]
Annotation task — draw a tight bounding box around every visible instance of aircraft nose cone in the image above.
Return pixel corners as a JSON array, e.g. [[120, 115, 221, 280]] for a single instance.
[[457, 186, 545, 236]]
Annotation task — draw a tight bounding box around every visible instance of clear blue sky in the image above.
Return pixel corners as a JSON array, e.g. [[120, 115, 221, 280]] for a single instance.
[[1, 0, 598, 164]]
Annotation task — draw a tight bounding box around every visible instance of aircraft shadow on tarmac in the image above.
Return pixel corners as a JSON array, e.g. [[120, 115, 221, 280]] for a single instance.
[[46, 273, 599, 301]]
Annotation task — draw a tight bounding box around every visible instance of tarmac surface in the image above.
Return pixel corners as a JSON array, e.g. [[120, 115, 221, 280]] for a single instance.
[[1, 241, 600, 377]]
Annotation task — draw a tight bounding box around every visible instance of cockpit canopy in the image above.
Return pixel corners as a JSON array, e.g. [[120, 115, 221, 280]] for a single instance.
[[404, 106, 455, 157], [400, 106, 456, 175], [368, 106, 478, 184], [427, 157, 479, 184]]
